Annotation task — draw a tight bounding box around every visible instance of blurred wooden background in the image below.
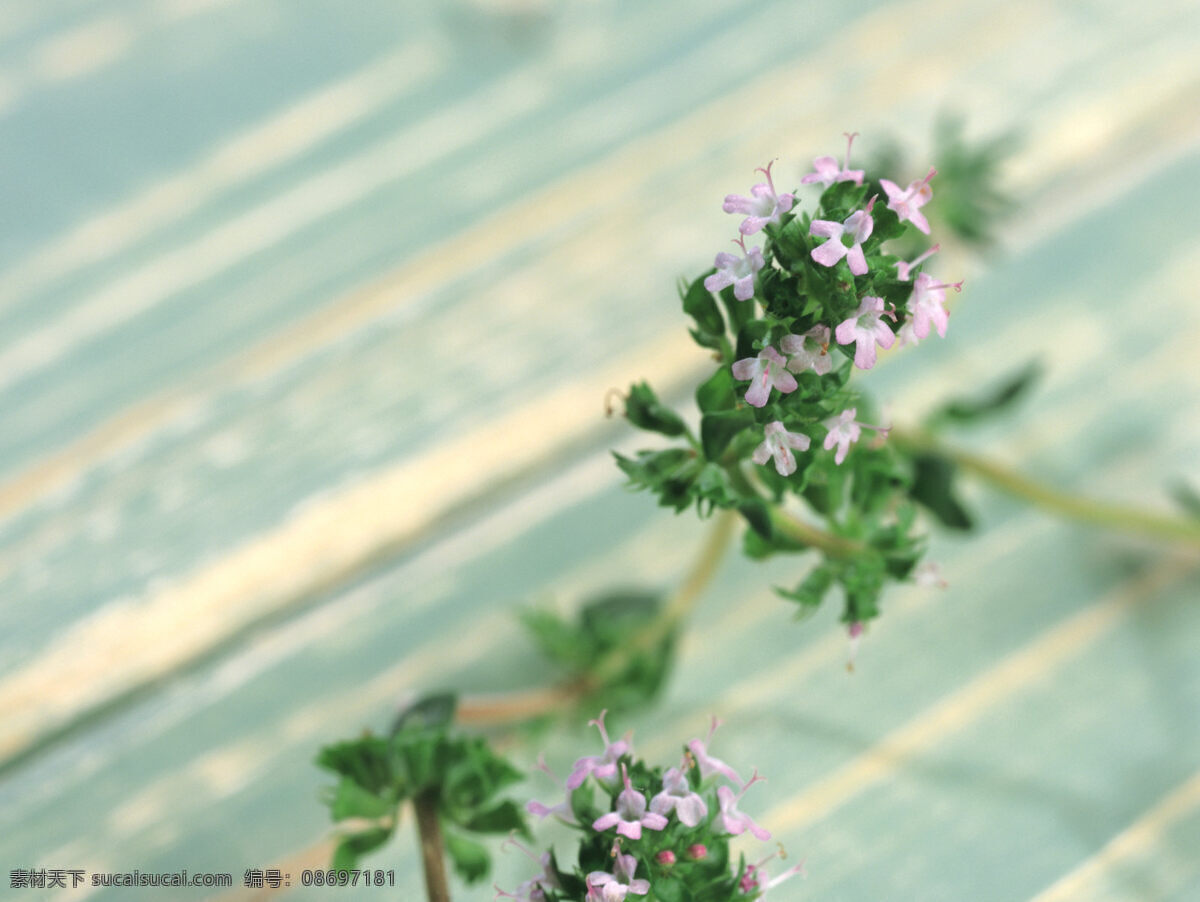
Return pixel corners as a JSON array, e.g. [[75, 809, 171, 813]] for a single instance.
[[1, 0, 1198, 899]]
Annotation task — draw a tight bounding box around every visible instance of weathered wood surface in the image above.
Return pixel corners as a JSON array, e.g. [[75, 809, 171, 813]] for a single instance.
[[1, 0, 1198, 899]]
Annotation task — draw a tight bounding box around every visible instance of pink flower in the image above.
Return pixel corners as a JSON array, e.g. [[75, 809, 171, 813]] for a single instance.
[[704, 236, 764, 301], [893, 243, 940, 282], [834, 295, 895, 370], [822, 407, 889, 465], [914, 561, 948, 589], [723, 160, 795, 235], [592, 764, 668, 840], [881, 166, 936, 234], [650, 767, 708, 827], [800, 132, 864, 188], [494, 834, 561, 902], [686, 844, 708, 861], [655, 850, 676, 866], [846, 620, 865, 672], [751, 421, 811, 477], [809, 198, 876, 276], [687, 716, 744, 785], [586, 854, 649, 902], [906, 273, 963, 340], [738, 851, 806, 897], [567, 710, 632, 790], [780, 326, 832, 376], [731, 346, 797, 408], [716, 769, 770, 841]]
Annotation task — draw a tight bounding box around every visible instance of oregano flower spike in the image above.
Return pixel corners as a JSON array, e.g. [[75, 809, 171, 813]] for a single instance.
[[504, 714, 799, 901], [617, 134, 964, 635]]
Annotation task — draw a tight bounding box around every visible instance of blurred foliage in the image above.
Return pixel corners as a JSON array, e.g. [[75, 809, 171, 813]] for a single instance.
[[316, 694, 529, 883]]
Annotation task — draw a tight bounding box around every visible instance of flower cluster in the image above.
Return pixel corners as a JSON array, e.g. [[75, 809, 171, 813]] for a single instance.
[[498, 713, 802, 901], [615, 134, 965, 634]]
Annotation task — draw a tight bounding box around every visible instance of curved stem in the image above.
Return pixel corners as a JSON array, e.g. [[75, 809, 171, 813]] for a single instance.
[[767, 507, 862, 557], [894, 427, 1200, 548], [457, 509, 739, 725]]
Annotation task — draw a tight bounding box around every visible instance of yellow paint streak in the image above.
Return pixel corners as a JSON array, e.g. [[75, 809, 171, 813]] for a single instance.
[[760, 559, 1194, 835], [0, 334, 703, 763], [1028, 769, 1200, 902]]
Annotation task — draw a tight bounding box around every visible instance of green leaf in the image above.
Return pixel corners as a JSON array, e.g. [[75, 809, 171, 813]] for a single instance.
[[614, 448, 702, 512], [928, 360, 1043, 427], [316, 736, 394, 797], [696, 366, 736, 413], [624, 381, 688, 437], [391, 692, 457, 735], [682, 272, 725, 341], [455, 799, 530, 838], [840, 552, 886, 623], [443, 830, 490, 884], [909, 453, 974, 530], [869, 202, 906, 242], [720, 285, 756, 341], [700, 409, 754, 461], [772, 217, 810, 271], [776, 561, 840, 614], [1169, 479, 1200, 521], [331, 827, 394, 871], [328, 777, 395, 821]]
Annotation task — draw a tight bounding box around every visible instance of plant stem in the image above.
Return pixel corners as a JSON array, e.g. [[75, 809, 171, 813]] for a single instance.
[[413, 792, 451, 902], [893, 427, 1200, 549], [457, 509, 739, 725], [767, 507, 863, 557]]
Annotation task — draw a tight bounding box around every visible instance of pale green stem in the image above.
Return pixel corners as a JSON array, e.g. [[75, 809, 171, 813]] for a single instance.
[[894, 427, 1200, 549]]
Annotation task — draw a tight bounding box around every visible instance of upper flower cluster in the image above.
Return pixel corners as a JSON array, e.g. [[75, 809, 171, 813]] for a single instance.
[[499, 713, 802, 901], [710, 137, 962, 478]]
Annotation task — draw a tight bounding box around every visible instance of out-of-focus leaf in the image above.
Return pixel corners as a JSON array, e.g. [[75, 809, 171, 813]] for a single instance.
[[909, 453, 974, 530], [928, 360, 1043, 428]]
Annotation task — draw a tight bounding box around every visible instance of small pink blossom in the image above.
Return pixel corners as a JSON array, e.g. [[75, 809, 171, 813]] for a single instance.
[[731, 346, 797, 408], [914, 561, 948, 589], [809, 197, 876, 276], [846, 621, 865, 672], [687, 716, 744, 785], [686, 844, 708, 861], [894, 243, 940, 282], [716, 769, 770, 841], [801, 132, 865, 188], [780, 326, 832, 376], [723, 160, 795, 235], [704, 236, 764, 301], [567, 710, 632, 790], [592, 764, 668, 840], [906, 273, 963, 340], [881, 166, 936, 234], [586, 854, 649, 902], [738, 850, 806, 897], [822, 407, 889, 466], [834, 295, 895, 370], [650, 767, 708, 827], [655, 850, 676, 866], [751, 421, 811, 477], [494, 834, 561, 902]]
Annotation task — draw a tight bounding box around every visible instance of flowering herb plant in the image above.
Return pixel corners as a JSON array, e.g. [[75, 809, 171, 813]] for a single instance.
[[497, 712, 802, 902], [615, 135, 965, 634]]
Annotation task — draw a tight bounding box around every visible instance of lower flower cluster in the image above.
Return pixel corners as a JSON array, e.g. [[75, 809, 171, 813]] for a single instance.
[[497, 712, 803, 901]]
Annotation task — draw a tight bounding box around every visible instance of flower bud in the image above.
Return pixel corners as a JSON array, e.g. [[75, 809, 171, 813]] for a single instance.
[[686, 843, 707, 860], [656, 850, 676, 866]]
